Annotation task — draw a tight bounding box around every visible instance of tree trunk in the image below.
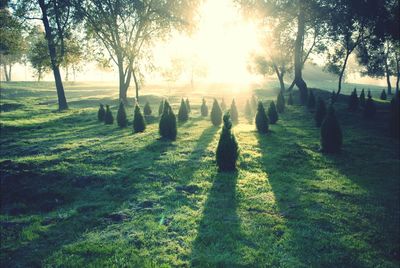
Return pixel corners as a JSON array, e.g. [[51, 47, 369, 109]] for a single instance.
[[38, 0, 68, 111], [288, 79, 295, 91], [384, 55, 392, 95], [396, 72, 399, 95], [3, 65, 10, 82], [274, 66, 285, 93], [133, 69, 139, 103], [294, 7, 308, 104], [336, 51, 351, 100], [8, 64, 11, 81]]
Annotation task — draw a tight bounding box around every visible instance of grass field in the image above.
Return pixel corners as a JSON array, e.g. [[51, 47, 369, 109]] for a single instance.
[[0, 81, 399, 267]]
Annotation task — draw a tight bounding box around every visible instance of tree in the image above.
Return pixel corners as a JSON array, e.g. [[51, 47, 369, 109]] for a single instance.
[[161, 57, 184, 91], [27, 31, 52, 81], [61, 36, 84, 81], [216, 113, 239, 172], [201, 98, 208, 117], [210, 99, 222, 126], [178, 98, 189, 122], [320, 105, 342, 153], [159, 100, 177, 140], [315, 97, 327, 127], [133, 104, 146, 133], [230, 99, 239, 123], [143, 101, 152, 116], [185, 98, 191, 113], [360, 88, 366, 106], [98, 104, 105, 121], [0, 8, 25, 82], [268, 101, 278, 124], [380, 89, 387, 100], [16, 0, 77, 110], [276, 90, 285, 113], [348, 88, 359, 111], [255, 101, 269, 133], [117, 102, 128, 127], [77, 0, 201, 103], [104, 105, 114, 124], [307, 89, 316, 109]]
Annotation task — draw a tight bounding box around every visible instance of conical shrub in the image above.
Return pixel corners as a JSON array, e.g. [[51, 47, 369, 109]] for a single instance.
[[390, 94, 399, 139], [348, 88, 359, 112], [367, 90, 372, 98], [210, 98, 222, 126], [380, 89, 387, 100], [201, 98, 208, 116], [287, 92, 294, 105], [315, 97, 327, 127], [255, 101, 269, 133], [104, 105, 114, 125], [363, 95, 376, 119], [216, 112, 239, 171], [158, 99, 164, 116], [320, 105, 342, 153], [133, 104, 146, 133], [276, 90, 285, 113], [185, 98, 191, 113], [178, 98, 189, 122], [159, 100, 177, 140], [307, 89, 316, 109], [220, 98, 227, 111], [143, 101, 152, 116], [245, 99, 252, 117], [268, 101, 278, 124], [117, 102, 128, 127], [360, 89, 366, 107], [98, 104, 106, 121], [230, 99, 239, 123]]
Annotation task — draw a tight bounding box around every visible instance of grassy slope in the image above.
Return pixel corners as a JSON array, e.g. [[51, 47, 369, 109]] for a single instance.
[[0, 82, 399, 267]]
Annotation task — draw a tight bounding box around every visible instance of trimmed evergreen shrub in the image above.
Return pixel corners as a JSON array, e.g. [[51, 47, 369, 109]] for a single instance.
[[363, 95, 376, 119], [268, 101, 278, 124], [216, 112, 239, 171], [210, 98, 223, 126], [201, 98, 208, 116], [315, 97, 327, 127], [98, 104, 106, 121], [178, 98, 189, 122], [158, 100, 164, 116], [277, 90, 285, 113], [320, 105, 342, 153], [367, 89, 372, 98], [380, 89, 387, 100], [251, 95, 258, 111], [307, 89, 316, 109], [255, 101, 269, 133], [220, 98, 227, 111], [348, 88, 359, 112], [133, 104, 146, 133], [104, 105, 114, 125], [390, 94, 399, 139], [287, 92, 294, 105], [159, 100, 177, 140], [185, 98, 191, 113], [230, 99, 239, 123], [143, 101, 152, 116], [360, 89, 366, 107], [117, 102, 128, 127], [245, 99, 252, 117]]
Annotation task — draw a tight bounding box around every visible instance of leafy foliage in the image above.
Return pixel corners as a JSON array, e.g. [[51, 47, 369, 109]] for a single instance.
[[97, 104, 105, 121], [117, 102, 128, 128], [255, 101, 269, 133], [178, 98, 189, 122], [210, 99, 222, 126], [320, 105, 342, 153], [268, 101, 278, 124], [315, 97, 327, 127], [133, 104, 146, 133], [200, 98, 208, 116], [216, 113, 239, 171], [104, 105, 114, 124], [159, 100, 177, 140]]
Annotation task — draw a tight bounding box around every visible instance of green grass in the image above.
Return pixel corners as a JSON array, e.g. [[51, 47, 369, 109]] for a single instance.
[[0, 82, 399, 267]]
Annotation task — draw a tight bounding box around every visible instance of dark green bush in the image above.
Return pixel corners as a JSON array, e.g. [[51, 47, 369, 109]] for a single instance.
[[216, 112, 239, 171], [104, 105, 114, 125], [220, 98, 227, 111], [245, 99, 252, 117], [307, 89, 316, 109], [133, 104, 146, 133], [367, 90, 372, 98], [320, 105, 342, 153], [158, 100, 164, 116], [315, 97, 327, 127], [255, 101, 269, 133], [268, 101, 278, 124], [185, 98, 191, 113], [363, 95, 376, 119], [178, 98, 189, 122], [287, 92, 294, 105], [201, 98, 208, 116], [348, 88, 359, 112], [211, 98, 222, 126], [360, 89, 366, 107], [159, 100, 177, 140], [98, 104, 105, 121], [143, 101, 152, 116], [276, 90, 285, 113], [390, 94, 399, 139], [230, 99, 239, 123], [117, 102, 128, 127], [380, 89, 387, 100]]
